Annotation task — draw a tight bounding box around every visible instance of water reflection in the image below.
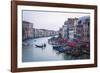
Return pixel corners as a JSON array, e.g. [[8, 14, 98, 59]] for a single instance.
[[22, 36, 89, 62]]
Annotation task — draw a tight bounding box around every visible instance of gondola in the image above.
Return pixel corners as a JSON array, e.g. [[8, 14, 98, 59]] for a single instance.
[[35, 45, 44, 48], [35, 44, 46, 48]]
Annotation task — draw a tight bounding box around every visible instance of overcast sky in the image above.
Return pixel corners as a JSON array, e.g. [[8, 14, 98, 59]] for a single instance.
[[22, 10, 89, 31]]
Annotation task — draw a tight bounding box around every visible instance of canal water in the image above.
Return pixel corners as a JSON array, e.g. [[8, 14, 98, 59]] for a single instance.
[[22, 36, 75, 62]]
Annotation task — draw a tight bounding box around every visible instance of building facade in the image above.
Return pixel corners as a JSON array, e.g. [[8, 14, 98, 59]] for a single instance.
[[59, 16, 90, 42], [76, 16, 90, 42], [33, 28, 58, 38], [59, 18, 78, 39], [22, 21, 34, 40]]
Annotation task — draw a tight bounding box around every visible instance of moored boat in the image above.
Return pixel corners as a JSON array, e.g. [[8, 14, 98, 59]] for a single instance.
[[52, 44, 62, 49]]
